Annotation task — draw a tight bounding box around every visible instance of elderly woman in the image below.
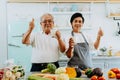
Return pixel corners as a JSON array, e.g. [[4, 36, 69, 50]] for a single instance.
[[64, 12, 104, 70]]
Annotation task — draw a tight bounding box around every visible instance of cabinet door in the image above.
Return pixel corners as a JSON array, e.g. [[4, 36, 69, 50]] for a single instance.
[[108, 62, 120, 69], [92, 58, 106, 69], [7, 3, 42, 72], [7, 0, 106, 3], [8, 18, 32, 72], [109, 0, 120, 3], [93, 63, 104, 69]]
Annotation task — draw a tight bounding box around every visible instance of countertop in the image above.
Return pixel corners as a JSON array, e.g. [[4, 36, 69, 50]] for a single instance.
[[23, 56, 120, 80], [24, 72, 90, 80], [59, 55, 120, 61], [24, 72, 117, 80], [92, 55, 120, 59]]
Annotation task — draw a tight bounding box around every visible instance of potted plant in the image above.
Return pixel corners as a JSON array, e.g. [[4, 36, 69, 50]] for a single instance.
[[99, 47, 107, 55]]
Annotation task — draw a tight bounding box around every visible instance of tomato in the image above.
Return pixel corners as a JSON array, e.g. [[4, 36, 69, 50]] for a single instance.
[[91, 75, 98, 80], [116, 73, 120, 79], [98, 76, 105, 80], [110, 68, 120, 74]]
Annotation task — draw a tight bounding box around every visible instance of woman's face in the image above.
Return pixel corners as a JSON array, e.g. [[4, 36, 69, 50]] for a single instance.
[[71, 17, 83, 33]]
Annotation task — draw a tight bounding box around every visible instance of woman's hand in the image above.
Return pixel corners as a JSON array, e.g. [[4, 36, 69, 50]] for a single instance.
[[94, 27, 104, 49], [29, 18, 35, 31], [97, 27, 104, 37], [69, 37, 75, 48]]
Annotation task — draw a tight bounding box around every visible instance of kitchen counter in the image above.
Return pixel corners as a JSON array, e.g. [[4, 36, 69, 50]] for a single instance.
[[59, 55, 120, 70], [23, 72, 118, 80], [24, 72, 89, 80], [60, 55, 120, 61], [92, 55, 120, 71], [59, 55, 120, 61], [92, 55, 120, 59]]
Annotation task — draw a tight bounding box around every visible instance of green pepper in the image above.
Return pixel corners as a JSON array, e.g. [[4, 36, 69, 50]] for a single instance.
[[85, 69, 92, 75], [87, 71, 93, 78], [85, 69, 93, 78]]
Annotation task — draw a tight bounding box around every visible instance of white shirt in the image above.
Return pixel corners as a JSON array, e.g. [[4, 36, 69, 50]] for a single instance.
[[30, 31, 60, 63], [64, 32, 95, 52]]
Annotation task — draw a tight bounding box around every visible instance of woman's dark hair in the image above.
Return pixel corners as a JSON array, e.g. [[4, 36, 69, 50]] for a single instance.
[[70, 12, 84, 23]]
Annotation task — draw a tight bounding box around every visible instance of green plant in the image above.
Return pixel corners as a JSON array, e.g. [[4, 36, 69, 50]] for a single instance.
[[99, 47, 107, 52]]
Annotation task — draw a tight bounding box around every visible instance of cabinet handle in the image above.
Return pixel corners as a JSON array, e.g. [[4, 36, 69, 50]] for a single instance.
[[8, 43, 21, 48], [12, 33, 24, 37]]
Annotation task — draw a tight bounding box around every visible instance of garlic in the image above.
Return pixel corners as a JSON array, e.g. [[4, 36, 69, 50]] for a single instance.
[[10, 74, 16, 80], [55, 67, 66, 74], [15, 72, 21, 78], [57, 73, 69, 80], [5, 70, 12, 78]]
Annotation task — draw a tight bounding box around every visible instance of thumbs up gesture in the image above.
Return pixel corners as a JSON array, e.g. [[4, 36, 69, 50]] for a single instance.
[[98, 27, 104, 37], [29, 18, 35, 31]]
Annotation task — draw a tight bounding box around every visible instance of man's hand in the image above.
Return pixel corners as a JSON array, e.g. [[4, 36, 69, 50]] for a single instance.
[[29, 18, 35, 31], [55, 30, 61, 40], [22, 18, 34, 44], [55, 30, 66, 52]]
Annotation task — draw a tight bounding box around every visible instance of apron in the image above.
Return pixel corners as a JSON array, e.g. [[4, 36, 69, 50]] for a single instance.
[[67, 32, 92, 70]]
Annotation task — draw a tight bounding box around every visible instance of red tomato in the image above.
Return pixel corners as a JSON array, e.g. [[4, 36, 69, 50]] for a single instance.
[[116, 73, 120, 79], [98, 76, 105, 80], [91, 75, 98, 80], [111, 68, 120, 74]]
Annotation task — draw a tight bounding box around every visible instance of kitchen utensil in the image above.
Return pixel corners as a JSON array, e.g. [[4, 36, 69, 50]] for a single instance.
[[117, 22, 120, 34]]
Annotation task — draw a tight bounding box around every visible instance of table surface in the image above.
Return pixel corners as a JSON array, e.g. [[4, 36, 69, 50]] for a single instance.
[[23, 72, 118, 80]]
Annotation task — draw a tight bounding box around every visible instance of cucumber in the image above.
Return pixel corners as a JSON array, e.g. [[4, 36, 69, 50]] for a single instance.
[[70, 78, 87, 80], [28, 75, 51, 80]]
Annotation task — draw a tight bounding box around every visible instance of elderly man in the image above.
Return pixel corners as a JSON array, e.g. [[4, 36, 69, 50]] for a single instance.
[[22, 13, 66, 72]]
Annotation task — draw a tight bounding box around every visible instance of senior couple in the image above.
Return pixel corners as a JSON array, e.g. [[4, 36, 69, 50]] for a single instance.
[[22, 12, 104, 72]]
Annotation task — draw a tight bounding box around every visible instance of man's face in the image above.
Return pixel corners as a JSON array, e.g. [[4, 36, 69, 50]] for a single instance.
[[40, 15, 54, 34]]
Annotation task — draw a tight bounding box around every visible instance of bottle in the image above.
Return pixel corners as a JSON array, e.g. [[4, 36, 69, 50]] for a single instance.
[[108, 46, 112, 56], [51, 28, 57, 38]]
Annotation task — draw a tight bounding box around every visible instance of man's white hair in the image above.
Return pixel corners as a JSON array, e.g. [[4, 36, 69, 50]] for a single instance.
[[40, 13, 54, 22]]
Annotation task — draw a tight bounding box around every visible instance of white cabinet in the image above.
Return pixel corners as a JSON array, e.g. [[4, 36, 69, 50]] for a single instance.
[[92, 56, 120, 70], [106, 2, 120, 18], [59, 56, 120, 69]]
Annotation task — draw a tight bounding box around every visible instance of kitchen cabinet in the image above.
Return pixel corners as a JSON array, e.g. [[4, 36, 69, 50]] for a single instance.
[[59, 56, 120, 70], [7, 0, 107, 3], [8, 0, 120, 3], [109, 0, 120, 3], [48, 2, 93, 31], [92, 56, 120, 70], [106, 1, 120, 18], [7, 20, 32, 72]]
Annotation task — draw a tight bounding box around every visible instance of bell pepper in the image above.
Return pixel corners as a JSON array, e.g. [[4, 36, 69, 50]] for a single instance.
[[108, 70, 116, 78], [85, 68, 93, 78]]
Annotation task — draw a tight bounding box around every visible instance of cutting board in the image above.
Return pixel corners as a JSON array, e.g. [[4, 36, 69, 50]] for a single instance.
[[28, 73, 89, 80]]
